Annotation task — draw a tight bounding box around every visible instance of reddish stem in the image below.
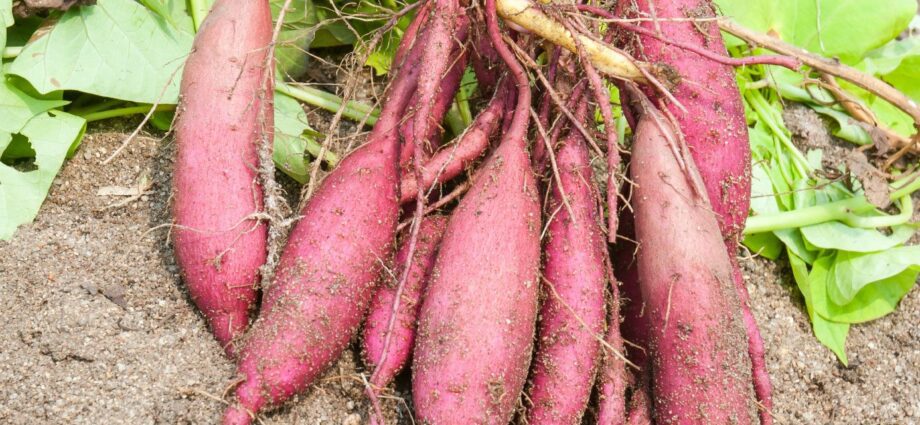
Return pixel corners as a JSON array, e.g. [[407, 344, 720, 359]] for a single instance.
[[533, 46, 562, 169], [576, 5, 800, 70], [485, 0, 531, 146], [399, 88, 506, 203], [392, 0, 431, 70]]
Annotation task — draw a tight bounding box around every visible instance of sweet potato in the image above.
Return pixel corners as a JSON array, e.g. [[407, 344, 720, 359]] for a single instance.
[[626, 1, 771, 418], [525, 109, 607, 424], [221, 20, 429, 425], [399, 50, 467, 168], [410, 130, 541, 423], [411, 2, 541, 418], [171, 0, 272, 357], [629, 93, 756, 424], [363, 215, 447, 388]]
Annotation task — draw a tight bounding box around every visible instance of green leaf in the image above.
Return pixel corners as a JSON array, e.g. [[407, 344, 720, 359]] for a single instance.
[[776, 228, 816, 264], [365, 49, 394, 76], [0, 11, 7, 54], [810, 106, 872, 145], [272, 0, 318, 79], [880, 54, 920, 103], [4, 16, 43, 48], [0, 111, 86, 240], [746, 161, 786, 260], [829, 246, 920, 305], [273, 91, 315, 183], [861, 37, 920, 103], [149, 110, 175, 131], [816, 267, 916, 324], [0, 81, 69, 134], [162, 0, 195, 33], [716, 0, 916, 64], [743, 232, 783, 260], [138, 0, 178, 28], [276, 27, 316, 79], [861, 37, 920, 76], [750, 161, 781, 214], [812, 310, 850, 365], [1, 0, 12, 29], [791, 251, 849, 364], [801, 221, 915, 252], [8, 0, 194, 104]]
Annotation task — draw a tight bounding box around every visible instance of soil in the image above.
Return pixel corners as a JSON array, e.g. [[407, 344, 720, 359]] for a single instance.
[[1, 108, 917, 424]]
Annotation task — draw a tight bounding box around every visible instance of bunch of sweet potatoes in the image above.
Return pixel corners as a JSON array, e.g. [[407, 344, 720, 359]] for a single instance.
[[170, 0, 776, 423]]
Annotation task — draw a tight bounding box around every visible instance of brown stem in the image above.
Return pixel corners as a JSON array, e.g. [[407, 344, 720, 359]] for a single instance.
[[816, 73, 917, 159], [718, 18, 920, 148]]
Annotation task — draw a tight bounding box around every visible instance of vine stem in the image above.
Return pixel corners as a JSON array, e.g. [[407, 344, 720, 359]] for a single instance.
[[575, 5, 800, 70], [718, 17, 920, 153], [79, 104, 176, 122], [276, 82, 379, 124], [744, 176, 920, 234], [494, 0, 647, 82]]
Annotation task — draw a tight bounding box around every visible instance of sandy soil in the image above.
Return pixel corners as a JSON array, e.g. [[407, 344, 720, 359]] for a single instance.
[[0, 110, 917, 424]]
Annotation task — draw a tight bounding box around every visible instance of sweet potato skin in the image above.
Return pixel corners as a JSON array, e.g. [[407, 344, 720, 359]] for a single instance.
[[629, 0, 750, 238], [630, 107, 756, 425], [628, 2, 772, 418], [525, 128, 606, 424], [222, 138, 399, 425], [363, 215, 447, 387], [171, 0, 272, 357], [222, 16, 426, 421], [411, 137, 542, 424]]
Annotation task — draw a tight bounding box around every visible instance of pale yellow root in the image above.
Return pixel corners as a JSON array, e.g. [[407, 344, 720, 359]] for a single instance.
[[496, 0, 647, 82]]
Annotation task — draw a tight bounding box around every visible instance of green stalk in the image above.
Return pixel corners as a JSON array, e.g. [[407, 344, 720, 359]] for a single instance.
[[445, 103, 467, 137], [744, 197, 874, 234], [456, 94, 472, 125], [79, 104, 176, 122], [188, 0, 213, 32], [276, 82, 379, 125], [2, 46, 23, 59], [745, 89, 810, 174], [69, 99, 127, 118], [303, 138, 339, 165], [843, 196, 912, 228], [744, 176, 920, 234]]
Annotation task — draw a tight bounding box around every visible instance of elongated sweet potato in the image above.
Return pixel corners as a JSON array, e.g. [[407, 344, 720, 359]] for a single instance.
[[525, 112, 607, 424], [398, 89, 505, 203], [172, 0, 272, 357], [221, 14, 433, 424], [625, 1, 771, 418], [411, 131, 541, 423], [629, 94, 756, 424], [363, 215, 447, 388], [411, 3, 541, 417]]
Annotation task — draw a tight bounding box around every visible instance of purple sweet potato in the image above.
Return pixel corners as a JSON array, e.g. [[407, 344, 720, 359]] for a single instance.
[[399, 49, 467, 168], [172, 0, 272, 357], [629, 93, 756, 424], [525, 110, 607, 424], [410, 2, 541, 419], [220, 18, 431, 425], [410, 126, 541, 423], [627, 1, 771, 419], [628, 0, 750, 237], [363, 215, 447, 388]]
